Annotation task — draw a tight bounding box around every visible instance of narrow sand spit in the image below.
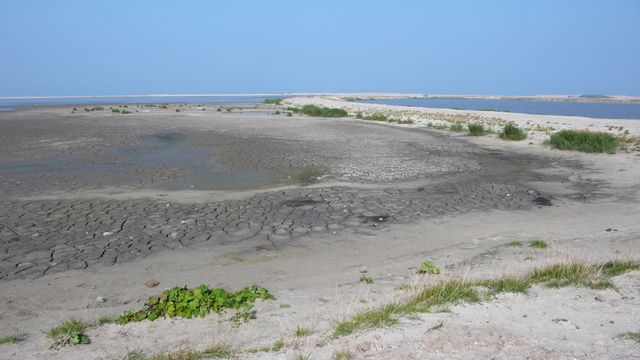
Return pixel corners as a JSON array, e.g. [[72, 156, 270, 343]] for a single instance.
[[1, 101, 639, 359]]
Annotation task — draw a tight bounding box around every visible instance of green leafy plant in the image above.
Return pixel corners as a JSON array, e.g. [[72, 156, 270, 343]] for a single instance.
[[418, 260, 441, 274], [360, 275, 374, 284], [499, 123, 527, 140], [118, 284, 273, 324], [450, 123, 464, 132]]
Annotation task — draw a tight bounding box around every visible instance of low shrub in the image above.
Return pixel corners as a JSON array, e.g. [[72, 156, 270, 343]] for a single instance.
[[450, 123, 464, 132], [468, 123, 489, 136], [263, 98, 283, 105]]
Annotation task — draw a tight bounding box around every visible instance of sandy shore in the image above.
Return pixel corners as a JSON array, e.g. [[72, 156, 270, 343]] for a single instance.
[[1, 102, 639, 359]]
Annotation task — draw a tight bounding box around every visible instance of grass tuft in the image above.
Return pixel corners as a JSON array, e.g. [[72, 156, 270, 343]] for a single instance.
[[333, 350, 354, 360], [482, 277, 530, 295], [499, 123, 527, 141], [202, 343, 235, 358], [601, 261, 640, 276], [0, 330, 26, 345], [294, 326, 312, 337], [529, 240, 548, 249], [530, 263, 613, 289], [431, 320, 444, 330], [548, 130, 618, 153], [622, 331, 640, 343], [449, 123, 465, 132], [507, 241, 524, 247]]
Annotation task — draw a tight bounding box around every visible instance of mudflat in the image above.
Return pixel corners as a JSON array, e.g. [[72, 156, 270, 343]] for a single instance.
[[1, 102, 639, 359]]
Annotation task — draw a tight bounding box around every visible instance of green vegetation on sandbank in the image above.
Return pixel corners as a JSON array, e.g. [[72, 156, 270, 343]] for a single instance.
[[289, 105, 348, 117], [547, 130, 618, 153]]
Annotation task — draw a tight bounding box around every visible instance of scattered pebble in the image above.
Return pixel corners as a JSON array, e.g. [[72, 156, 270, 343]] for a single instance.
[[145, 279, 160, 288]]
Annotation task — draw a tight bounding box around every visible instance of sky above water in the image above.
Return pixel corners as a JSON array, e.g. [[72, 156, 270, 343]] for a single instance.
[[1, 0, 639, 96]]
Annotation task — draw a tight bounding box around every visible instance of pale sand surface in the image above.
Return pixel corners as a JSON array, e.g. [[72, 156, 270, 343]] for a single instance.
[[1, 102, 639, 359]]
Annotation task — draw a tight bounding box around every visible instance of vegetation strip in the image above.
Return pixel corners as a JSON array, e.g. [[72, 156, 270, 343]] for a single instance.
[[333, 261, 639, 337], [288, 105, 348, 117]]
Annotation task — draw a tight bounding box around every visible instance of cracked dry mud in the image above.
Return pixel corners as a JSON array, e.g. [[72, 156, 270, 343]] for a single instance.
[[0, 107, 589, 280]]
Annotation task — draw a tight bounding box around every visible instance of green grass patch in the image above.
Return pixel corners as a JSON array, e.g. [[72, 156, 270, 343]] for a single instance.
[[529, 240, 548, 249], [450, 123, 465, 132], [467, 123, 490, 136], [333, 261, 640, 337], [117, 285, 272, 324], [292, 166, 325, 185], [418, 260, 440, 274], [507, 241, 524, 247], [47, 318, 90, 348], [270, 339, 285, 351], [548, 130, 618, 153], [601, 261, 640, 276], [481, 277, 530, 295], [530, 263, 613, 289], [290, 105, 348, 117], [499, 123, 527, 141]]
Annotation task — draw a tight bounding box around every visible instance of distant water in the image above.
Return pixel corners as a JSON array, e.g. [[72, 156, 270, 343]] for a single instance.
[[0, 95, 280, 111], [359, 98, 640, 120]]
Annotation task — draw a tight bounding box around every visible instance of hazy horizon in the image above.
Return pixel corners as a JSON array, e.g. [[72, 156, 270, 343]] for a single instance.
[[1, 0, 639, 97]]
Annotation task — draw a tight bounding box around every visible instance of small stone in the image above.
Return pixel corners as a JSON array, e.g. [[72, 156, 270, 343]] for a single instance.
[[527, 190, 536, 196], [359, 266, 369, 273], [102, 231, 113, 236], [96, 296, 107, 303], [145, 279, 160, 288], [357, 341, 371, 353]]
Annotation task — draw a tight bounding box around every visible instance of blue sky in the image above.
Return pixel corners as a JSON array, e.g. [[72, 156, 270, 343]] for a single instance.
[[1, 0, 639, 96]]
